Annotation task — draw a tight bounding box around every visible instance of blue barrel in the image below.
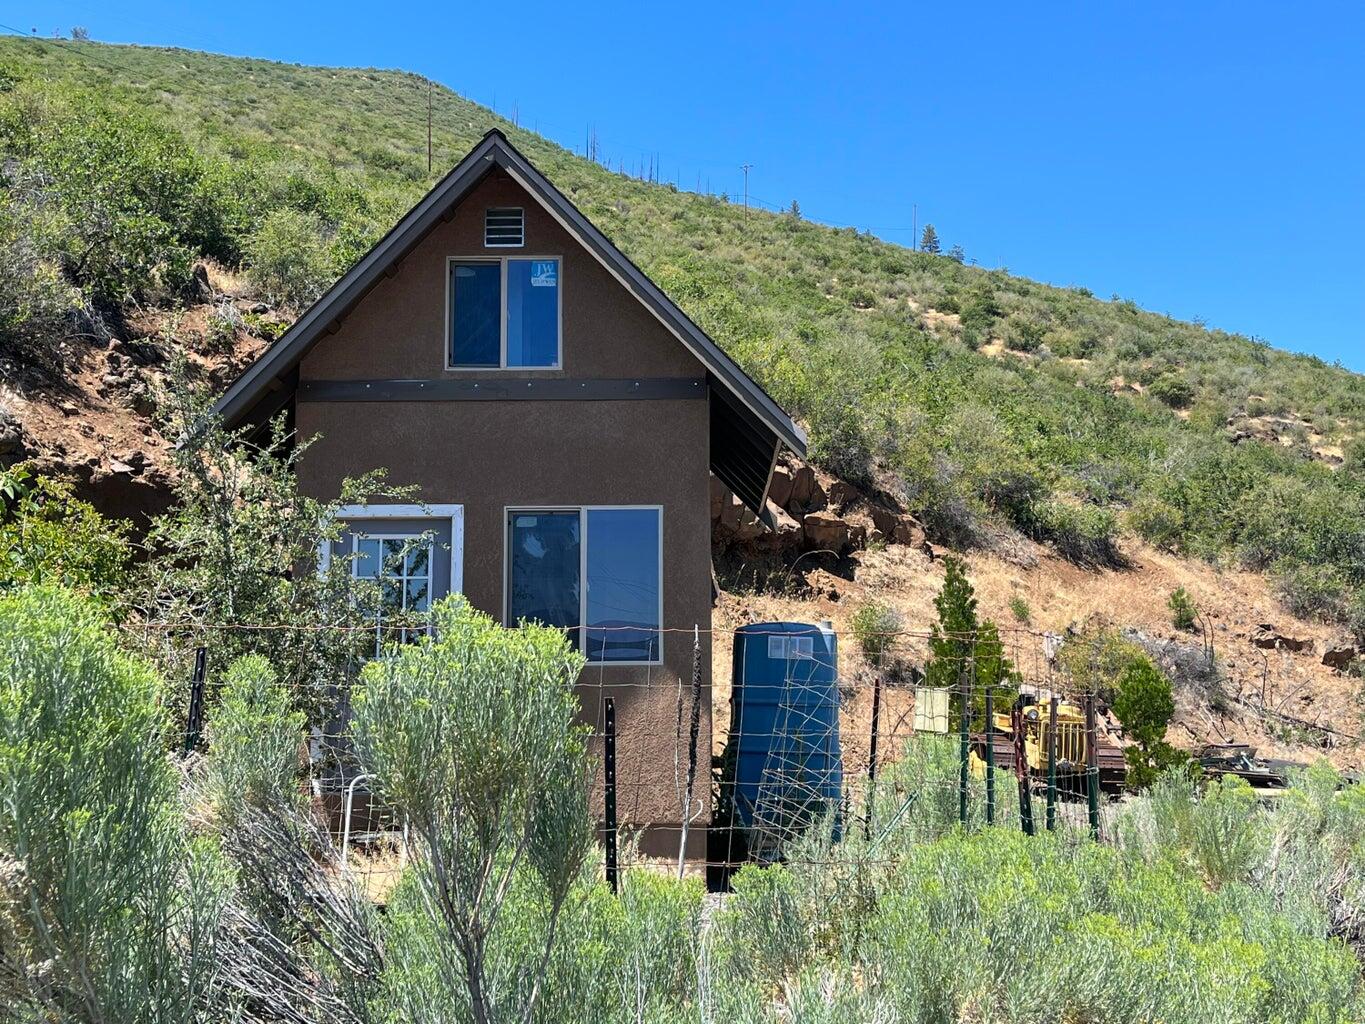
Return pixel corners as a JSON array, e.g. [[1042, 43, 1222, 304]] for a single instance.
[[729, 622, 842, 843]]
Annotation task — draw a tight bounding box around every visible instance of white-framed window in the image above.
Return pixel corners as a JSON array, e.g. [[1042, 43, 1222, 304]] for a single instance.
[[503, 506, 663, 665], [352, 533, 435, 645], [447, 256, 561, 369], [316, 504, 465, 655]]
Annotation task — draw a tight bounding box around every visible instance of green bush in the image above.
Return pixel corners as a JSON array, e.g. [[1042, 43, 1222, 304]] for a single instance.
[[201, 654, 305, 824], [0, 586, 221, 1019], [1149, 372, 1196, 408], [0, 465, 129, 605], [1168, 586, 1198, 631], [851, 598, 902, 667], [1009, 594, 1031, 623], [244, 207, 334, 307], [352, 595, 592, 1024], [1113, 657, 1182, 790], [1034, 499, 1121, 566]]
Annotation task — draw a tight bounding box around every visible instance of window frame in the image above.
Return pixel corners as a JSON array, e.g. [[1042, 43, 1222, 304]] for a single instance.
[[502, 505, 664, 666], [445, 255, 563, 371]]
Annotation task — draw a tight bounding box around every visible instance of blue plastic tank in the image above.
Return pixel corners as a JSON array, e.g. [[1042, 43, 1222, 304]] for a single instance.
[[728, 621, 842, 842]]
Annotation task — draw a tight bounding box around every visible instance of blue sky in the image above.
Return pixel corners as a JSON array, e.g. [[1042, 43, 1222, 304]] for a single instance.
[[12, 2, 1365, 369]]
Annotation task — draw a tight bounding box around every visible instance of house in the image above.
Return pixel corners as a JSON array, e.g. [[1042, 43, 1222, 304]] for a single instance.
[[211, 129, 806, 856]]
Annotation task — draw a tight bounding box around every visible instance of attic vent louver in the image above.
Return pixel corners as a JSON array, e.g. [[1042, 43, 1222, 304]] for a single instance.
[[485, 207, 524, 247]]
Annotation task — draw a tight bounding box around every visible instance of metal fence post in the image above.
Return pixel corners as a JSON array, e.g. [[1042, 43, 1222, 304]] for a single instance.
[[183, 646, 207, 755], [866, 668, 883, 840], [984, 687, 995, 825], [1045, 695, 1059, 832], [1085, 691, 1101, 840], [603, 697, 619, 894], [958, 671, 970, 828]]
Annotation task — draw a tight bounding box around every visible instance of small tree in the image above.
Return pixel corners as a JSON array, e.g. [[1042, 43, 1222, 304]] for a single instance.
[[919, 224, 941, 254], [1168, 587, 1198, 631], [925, 556, 1018, 728], [139, 362, 406, 717], [946, 243, 965, 264], [351, 596, 592, 1024], [1112, 657, 1183, 790]]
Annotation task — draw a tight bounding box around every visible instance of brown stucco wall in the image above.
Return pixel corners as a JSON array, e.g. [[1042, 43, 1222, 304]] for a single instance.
[[296, 170, 713, 844]]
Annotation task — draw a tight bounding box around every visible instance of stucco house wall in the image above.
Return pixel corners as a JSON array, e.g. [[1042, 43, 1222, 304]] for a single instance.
[[295, 171, 713, 853]]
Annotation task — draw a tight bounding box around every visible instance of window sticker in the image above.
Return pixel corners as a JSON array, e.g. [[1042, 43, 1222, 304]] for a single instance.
[[530, 260, 558, 287]]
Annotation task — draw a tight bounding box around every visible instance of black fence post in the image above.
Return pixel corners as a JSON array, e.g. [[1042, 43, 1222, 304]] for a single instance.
[[183, 646, 207, 756], [1045, 695, 1059, 832], [1013, 700, 1035, 837], [1085, 691, 1101, 840], [603, 697, 619, 894], [865, 669, 883, 840], [984, 687, 995, 825], [958, 671, 970, 828]]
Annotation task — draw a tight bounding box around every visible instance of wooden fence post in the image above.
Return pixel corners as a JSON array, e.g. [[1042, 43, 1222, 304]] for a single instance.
[[1085, 691, 1101, 840], [1045, 695, 1059, 832], [183, 646, 207, 755]]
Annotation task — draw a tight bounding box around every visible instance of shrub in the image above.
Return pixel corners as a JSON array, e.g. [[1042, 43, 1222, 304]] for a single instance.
[[1004, 313, 1046, 353], [1034, 499, 1121, 567], [201, 654, 305, 824], [852, 598, 902, 667], [1273, 560, 1346, 621], [245, 207, 333, 307], [1168, 587, 1198, 631], [351, 595, 592, 1024], [1112, 658, 1181, 790], [0, 586, 220, 1019], [1009, 594, 1031, 623], [0, 464, 129, 605], [1149, 372, 1196, 408]]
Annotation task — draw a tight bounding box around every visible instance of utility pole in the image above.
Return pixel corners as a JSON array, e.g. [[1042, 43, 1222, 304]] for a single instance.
[[912, 202, 917, 251], [740, 163, 753, 219], [426, 79, 432, 175]]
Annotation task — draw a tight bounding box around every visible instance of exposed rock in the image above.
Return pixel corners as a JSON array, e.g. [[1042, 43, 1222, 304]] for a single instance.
[[709, 474, 726, 522], [733, 507, 764, 543], [788, 465, 817, 510], [1322, 642, 1361, 672], [891, 515, 925, 547], [802, 510, 851, 552], [767, 466, 794, 510], [250, 302, 270, 315], [765, 499, 801, 542], [805, 477, 828, 513], [1250, 624, 1312, 653], [870, 506, 898, 538], [0, 406, 26, 460], [190, 262, 214, 303], [827, 479, 860, 509]]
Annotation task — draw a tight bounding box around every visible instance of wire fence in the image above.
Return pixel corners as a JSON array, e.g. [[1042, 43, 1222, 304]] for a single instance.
[[138, 615, 1298, 891]]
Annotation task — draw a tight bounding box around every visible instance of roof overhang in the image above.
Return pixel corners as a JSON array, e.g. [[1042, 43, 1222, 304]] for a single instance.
[[211, 129, 806, 517]]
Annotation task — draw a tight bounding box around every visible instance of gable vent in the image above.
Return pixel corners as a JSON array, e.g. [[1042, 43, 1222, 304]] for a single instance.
[[484, 207, 524, 247]]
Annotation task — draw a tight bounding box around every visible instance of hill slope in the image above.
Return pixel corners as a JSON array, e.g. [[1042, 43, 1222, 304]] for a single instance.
[[1, 39, 1363, 751]]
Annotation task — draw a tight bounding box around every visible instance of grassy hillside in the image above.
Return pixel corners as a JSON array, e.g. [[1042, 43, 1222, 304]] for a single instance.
[[3, 38, 1365, 636]]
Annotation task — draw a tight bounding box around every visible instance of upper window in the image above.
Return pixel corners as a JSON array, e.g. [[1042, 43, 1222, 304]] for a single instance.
[[449, 257, 560, 368], [484, 207, 524, 247], [505, 507, 662, 664]]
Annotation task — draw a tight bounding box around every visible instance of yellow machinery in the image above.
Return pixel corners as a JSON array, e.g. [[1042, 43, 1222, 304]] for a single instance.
[[969, 697, 1126, 794]]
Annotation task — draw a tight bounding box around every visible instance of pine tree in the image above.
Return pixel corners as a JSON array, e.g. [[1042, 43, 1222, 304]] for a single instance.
[[919, 223, 941, 254], [925, 556, 1019, 728], [925, 556, 977, 690]]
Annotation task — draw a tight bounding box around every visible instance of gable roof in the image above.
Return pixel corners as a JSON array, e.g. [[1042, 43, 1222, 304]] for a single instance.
[[211, 129, 806, 514]]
